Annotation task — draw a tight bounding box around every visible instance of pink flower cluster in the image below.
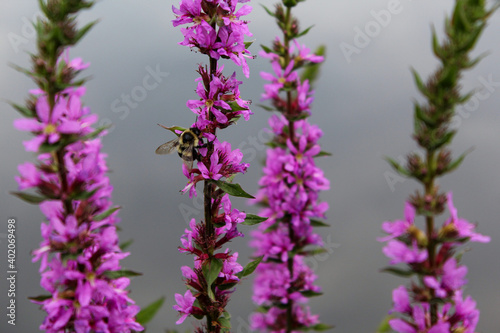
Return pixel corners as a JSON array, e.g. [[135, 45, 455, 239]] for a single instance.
[[248, 4, 329, 329], [171, 0, 254, 329], [173, 0, 253, 77], [380, 194, 489, 333], [260, 38, 322, 117], [14, 59, 142, 333], [250, 116, 329, 332]]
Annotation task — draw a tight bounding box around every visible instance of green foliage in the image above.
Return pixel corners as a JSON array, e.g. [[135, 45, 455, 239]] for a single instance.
[[210, 180, 255, 199], [282, 0, 306, 8], [375, 315, 396, 333], [102, 269, 142, 279], [381, 267, 415, 278], [202, 258, 223, 300], [135, 297, 165, 326], [242, 214, 268, 226], [119, 239, 134, 251], [310, 219, 330, 227], [28, 294, 52, 302], [11, 191, 46, 204], [236, 256, 264, 279], [93, 206, 121, 221], [9, 102, 36, 118], [300, 290, 323, 298]]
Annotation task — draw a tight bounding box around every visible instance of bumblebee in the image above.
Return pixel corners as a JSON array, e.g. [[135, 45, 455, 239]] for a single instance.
[[155, 125, 203, 170]]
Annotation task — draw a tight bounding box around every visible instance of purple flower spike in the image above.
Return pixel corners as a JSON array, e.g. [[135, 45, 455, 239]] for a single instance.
[[250, 3, 329, 331], [169, 0, 254, 330], [381, 196, 488, 332], [14, 49, 143, 332]]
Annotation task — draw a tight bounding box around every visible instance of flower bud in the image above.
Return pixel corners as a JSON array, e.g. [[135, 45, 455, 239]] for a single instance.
[[438, 223, 458, 240], [408, 225, 428, 247], [436, 149, 452, 175]]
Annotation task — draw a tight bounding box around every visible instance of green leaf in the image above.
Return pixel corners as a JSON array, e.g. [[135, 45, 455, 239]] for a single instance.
[[300, 248, 327, 257], [258, 103, 275, 112], [300, 290, 323, 298], [236, 256, 263, 279], [385, 157, 411, 177], [310, 219, 330, 227], [39, 141, 64, 153], [443, 149, 471, 173], [283, 0, 305, 8], [314, 150, 332, 158], [376, 314, 395, 333], [103, 269, 142, 279], [158, 124, 186, 136], [295, 25, 314, 38], [431, 131, 456, 151], [244, 40, 254, 49], [413, 103, 436, 128], [70, 187, 99, 201], [119, 239, 134, 251], [311, 323, 335, 331], [217, 282, 237, 291], [135, 297, 165, 325], [211, 180, 255, 199], [381, 267, 415, 277], [411, 68, 431, 99], [203, 258, 223, 288], [38, 0, 48, 17], [255, 305, 270, 313], [73, 20, 99, 45], [10, 63, 38, 78], [431, 27, 445, 60], [264, 223, 279, 233], [11, 191, 46, 204], [218, 317, 231, 331], [242, 214, 268, 226], [261, 4, 276, 17], [29, 294, 52, 302], [9, 101, 36, 118], [260, 44, 273, 54], [94, 206, 121, 221], [80, 125, 110, 141], [266, 141, 286, 149], [227, 100, 249, 112]]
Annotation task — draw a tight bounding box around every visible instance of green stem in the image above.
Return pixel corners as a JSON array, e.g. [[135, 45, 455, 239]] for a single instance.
[[204, 19, 219, 333], [425, 150, 437, 324], [55, 149, 73, 215]]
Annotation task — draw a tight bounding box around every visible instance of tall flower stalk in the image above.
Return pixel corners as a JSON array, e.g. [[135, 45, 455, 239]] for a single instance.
[[11, 0, 142, 332], [249, 2, 330, 332], [168, 1, 258, 332], [380, 1, 496, 332]]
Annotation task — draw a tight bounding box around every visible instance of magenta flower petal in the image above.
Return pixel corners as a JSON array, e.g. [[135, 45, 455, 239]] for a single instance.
[[389, 318, 416, 333], [13, 118, 43, 132], [23, 135, 45, 152], [173, 289, 196, 325]]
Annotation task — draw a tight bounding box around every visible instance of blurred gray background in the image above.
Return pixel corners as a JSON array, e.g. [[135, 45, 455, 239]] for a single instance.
[[1, 0, 499, 332]]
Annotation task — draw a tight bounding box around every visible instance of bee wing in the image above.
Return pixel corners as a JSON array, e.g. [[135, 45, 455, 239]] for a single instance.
[[155, 139, 179, 155], [181, 145, 194, 170]]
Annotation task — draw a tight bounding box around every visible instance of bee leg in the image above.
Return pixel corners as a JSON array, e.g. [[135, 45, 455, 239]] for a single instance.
[[193, 149, 201, 162]]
